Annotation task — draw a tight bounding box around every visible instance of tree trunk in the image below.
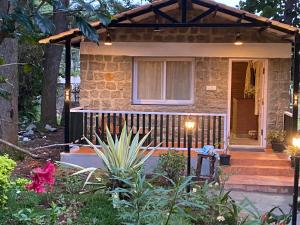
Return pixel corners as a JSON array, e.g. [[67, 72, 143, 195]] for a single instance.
[[0, 0, 18, 144], [41, 1, 69, 126], [0, 38, 19, 144]]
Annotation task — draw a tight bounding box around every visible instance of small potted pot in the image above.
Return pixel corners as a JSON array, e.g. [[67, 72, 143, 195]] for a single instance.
[[220, 153, 231, 166], [267, 130, 286, 153], [271, 141, 285, 152], [285, 145, 299, 168]]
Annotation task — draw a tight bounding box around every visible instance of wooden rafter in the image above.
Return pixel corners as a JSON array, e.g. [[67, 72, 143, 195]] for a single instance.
[[189, 7, 216, 23], [153, 8, 179, 23]]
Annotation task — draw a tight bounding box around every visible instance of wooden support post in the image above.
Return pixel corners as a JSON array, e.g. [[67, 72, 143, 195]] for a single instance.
[[64, 39, 71, 152], [292, 34, 300, 225], [181, 0, 187, 23]]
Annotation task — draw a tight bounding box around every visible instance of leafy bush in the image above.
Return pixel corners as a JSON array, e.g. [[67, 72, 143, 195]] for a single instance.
[[267, 130, 286, 143], [156, 150, 185, 183], [113, 173, 205, 225], [0, 155, 16, 206]]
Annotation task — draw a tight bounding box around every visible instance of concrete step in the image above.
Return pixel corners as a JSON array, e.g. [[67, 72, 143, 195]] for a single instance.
[[225, 175, 296, 194], [230, 151, 289, 160], [230, 158, 291, 167], [223, 165, 294, 177]]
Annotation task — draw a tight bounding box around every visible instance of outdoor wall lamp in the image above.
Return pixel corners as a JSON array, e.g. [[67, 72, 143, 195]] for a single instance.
[[292, 135, 300, 225], [185, 118, 195, 193], [234, 32, 243, 46], [65, 88, 71, 102], [104, 32, 112, 46], [294, 94, 298, 106]]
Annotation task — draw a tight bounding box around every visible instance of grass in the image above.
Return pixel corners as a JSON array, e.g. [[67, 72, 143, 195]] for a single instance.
[[76, 193, 120, 225], [0, 187, 119, 225]]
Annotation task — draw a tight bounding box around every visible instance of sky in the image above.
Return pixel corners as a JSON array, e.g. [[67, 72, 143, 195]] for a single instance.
[[215, 0, 240, 7]]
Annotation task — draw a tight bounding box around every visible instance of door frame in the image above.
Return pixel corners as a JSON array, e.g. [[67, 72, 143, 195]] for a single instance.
[[227, 58, 269, 148]]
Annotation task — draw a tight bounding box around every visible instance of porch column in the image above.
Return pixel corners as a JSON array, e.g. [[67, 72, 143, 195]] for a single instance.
[[292, 34, 300, 225], [64, 39, 71, 152], [292, 34, 300, 132]]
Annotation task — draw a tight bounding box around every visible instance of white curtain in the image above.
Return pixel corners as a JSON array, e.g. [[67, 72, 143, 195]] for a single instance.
[[137, 61, 163, 100], [166, 61, 191, 100]]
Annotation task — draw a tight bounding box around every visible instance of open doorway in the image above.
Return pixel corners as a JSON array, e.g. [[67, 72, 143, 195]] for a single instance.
[[229, 60, 265, 146]]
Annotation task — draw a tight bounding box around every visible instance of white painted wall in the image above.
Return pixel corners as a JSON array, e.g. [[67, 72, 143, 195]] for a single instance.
[[80, 42, 291, 59]]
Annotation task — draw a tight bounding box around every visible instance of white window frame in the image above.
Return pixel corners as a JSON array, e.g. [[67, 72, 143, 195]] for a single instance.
[[133, 57, 195, 105]]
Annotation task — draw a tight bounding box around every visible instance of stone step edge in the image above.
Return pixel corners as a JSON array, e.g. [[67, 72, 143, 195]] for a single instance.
[[225, 184, 293, 194]]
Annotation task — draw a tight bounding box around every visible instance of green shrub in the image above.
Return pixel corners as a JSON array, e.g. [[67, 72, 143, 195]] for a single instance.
[[0, 154, 16, 206], [156, 150, 185, 183]]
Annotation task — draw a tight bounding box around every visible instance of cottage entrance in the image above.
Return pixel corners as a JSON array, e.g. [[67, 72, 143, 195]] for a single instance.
[[229, 59, 266, 147]]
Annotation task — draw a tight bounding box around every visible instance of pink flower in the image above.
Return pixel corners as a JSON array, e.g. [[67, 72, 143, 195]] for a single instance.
[[26, 161, 56, 193]]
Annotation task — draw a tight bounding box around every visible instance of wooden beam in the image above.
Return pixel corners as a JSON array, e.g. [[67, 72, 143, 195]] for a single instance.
[[292, 34, 300, 132], [153, 8, 179, 23], [181, 0, 187, 23], [64, 39, 71, 152], [189, 7, 216, 23], [109, 22, 267, 28]]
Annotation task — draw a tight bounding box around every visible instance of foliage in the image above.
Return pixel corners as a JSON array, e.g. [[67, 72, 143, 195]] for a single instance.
[[113, 173, 205, 225], [285, 145, 300, 157], [18, 43, 43, 124], [76, 193, 120, 225], [26, 161, 56, 193], [0, 154, 16, 206], [0, 0, 112, 44], [155, 150, 186, 183], [239, 0, 300, 26], [266, 130, 286, 143], [74, 124, 159, 185]]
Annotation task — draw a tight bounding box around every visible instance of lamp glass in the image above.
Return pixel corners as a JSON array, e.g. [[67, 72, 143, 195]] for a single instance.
[[104, 33, 112, 46], [185, 121, 195, 130], [293, 137, 300, 149], [65, 89, 70, 102], [234, 33, 243, 46]]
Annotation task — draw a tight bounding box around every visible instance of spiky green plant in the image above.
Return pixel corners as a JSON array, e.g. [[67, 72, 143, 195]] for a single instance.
[[84, 125, 158, 178], [59, 124, 159, 189]]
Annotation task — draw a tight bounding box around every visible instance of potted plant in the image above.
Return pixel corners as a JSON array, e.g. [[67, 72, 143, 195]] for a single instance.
[[219, 138, 231, 166], [285, 145, 299, 167], [267, 130, 286, 152]]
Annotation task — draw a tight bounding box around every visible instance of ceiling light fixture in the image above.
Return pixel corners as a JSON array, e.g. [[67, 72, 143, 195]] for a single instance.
[[234, 32, 243, 46], [104, 31, 112, 46]]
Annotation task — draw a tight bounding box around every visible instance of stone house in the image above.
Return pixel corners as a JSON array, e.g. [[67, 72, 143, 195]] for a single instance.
[[40, 0, 299, 150]]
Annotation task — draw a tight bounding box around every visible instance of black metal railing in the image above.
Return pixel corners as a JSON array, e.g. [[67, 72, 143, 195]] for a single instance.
[[70, 108, 227, 149]]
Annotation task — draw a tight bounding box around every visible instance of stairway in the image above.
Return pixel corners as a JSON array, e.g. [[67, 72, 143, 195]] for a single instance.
[[223, 151, 296, 194]]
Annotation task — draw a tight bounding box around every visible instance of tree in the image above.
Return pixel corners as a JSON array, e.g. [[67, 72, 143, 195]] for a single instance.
[[239, 0, 299, 26], [41, 0, 69, 126], [0, 0, 111, 143]]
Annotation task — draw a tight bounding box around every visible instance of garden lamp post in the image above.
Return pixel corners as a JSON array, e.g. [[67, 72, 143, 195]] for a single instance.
[[185, 118, 195, 193], [292, 136, 300, 225]]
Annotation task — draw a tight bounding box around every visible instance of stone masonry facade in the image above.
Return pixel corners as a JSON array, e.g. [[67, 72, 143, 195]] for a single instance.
[[79, 9, 291, 134]]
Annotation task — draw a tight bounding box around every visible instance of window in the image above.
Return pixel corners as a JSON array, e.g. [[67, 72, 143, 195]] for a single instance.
[[133, 58, 194, 105]]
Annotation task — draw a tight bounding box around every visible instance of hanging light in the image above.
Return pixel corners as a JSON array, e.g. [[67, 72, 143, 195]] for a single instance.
[[234, 32, 243, 46], [104, 31, 112, 46]]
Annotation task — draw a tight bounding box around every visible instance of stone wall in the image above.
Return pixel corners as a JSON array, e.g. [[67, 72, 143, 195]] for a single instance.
[[80, 55, 229, 114], [80, 53, 292, 134], [267, 59, 291, 131]]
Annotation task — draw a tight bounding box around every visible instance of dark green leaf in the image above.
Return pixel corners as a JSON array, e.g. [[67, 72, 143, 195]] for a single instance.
[[34, 13, 55, 34], [0, 57, 5, 65], [12, 10, 33, 32], [75, 16, 99, 43], [23, 64, 32, 73], [97, 13, 111, 26]]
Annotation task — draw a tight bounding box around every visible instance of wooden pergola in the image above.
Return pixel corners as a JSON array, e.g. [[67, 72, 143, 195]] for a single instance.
[[39, 0, 300, 149]]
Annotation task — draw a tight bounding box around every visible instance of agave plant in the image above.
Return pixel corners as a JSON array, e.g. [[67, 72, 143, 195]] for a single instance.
[[84, 124, 159, 178], [58, 124, 159, 189]]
